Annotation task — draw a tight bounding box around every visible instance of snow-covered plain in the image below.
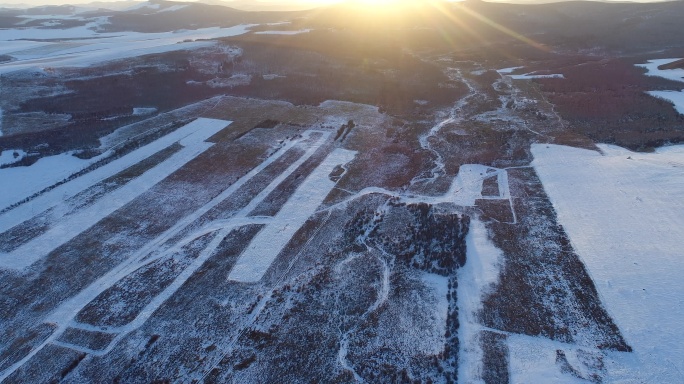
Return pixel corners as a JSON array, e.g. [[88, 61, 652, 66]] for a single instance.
[[636, 58, 684, 83], [647, 90, 684, 115], [532, 143, 684, 383], [0, 23, 255, 74]]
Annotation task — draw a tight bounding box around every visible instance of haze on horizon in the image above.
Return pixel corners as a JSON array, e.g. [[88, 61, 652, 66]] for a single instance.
[[1, 0, 672, 9]]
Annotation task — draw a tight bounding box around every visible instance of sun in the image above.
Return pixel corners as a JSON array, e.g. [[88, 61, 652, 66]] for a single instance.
[[346, 0, 417, 8]]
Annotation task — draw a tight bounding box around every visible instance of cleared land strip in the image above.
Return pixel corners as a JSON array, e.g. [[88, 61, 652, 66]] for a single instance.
[[228, 148, 358, 283], [0, 118, 230, 233], [0, 119, 228, 270]]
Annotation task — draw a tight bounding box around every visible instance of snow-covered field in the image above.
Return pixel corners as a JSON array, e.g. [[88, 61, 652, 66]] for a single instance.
[[636, 58, 684, 83], [532, 143, 684, 383], [0, 150, 111, 212], [647, 90, 684, 115], [0, 23, 255, 74]]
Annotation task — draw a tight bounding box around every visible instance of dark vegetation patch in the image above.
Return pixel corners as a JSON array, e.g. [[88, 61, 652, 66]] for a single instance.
[[481, 331, 509, 384], [479, 167, 630, 351], [60, 225, 264, 382], [481, 175, 500, 197], [0, 323, 55, 372], [658, 58, 684, 70], [58, 327, 117, 352], [253, 119, 279, 129], [475, 199, 514, 224], [220, 31, 467, 117], [537, 58, 684, 150], [368, 201, 469, 276], [75, 233, 214, 328], [4, 344, 82, 383]]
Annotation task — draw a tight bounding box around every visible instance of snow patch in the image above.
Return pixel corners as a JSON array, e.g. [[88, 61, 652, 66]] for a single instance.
[[0, 149, 26, 166], [156, 4, 188, 13], [0, 151, 109, 212], [0, 24, 256, 74], [509, 73, 564, 80], [458, 218, 505, 382], [0, 118, 229, 234], [132, 107, 158, 116], [636, 58, 684, 83], [646, 90, 684, 115], [422, 272, 449, 347], [496, 66, 523, 74], [532, 143, 684, 382]]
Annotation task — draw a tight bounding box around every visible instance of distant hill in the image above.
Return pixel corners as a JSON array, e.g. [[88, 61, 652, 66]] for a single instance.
[[101, 0, 305, 32]]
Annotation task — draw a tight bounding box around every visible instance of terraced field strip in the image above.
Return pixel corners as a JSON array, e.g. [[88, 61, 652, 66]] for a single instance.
[[0, 118, 229, 270], [0, 118, 230, 233], [228, 148, 358, 283]]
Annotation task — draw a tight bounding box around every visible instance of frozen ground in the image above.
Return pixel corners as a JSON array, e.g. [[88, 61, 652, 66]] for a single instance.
[[636, 58, 684, 83], [0, 24, 254, 74], [532, 143, 684, 383], [647, 90, 684, 115]]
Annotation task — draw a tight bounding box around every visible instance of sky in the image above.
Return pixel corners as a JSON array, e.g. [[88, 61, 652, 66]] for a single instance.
[[0, 0, 339, 7]]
